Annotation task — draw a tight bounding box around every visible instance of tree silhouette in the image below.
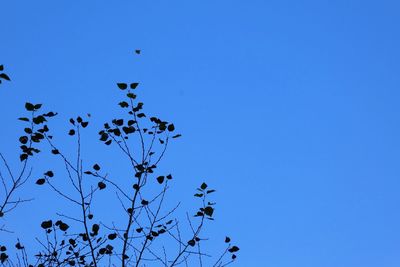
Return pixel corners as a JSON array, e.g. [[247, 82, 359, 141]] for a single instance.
[[0, 63, 239, 266]]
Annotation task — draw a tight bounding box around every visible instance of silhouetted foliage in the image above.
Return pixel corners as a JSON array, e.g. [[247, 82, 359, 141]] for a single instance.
[[0, 64, 239, 266], [0, 65, 11, 84]]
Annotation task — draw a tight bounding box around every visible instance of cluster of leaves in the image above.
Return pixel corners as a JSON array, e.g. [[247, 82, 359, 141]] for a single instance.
[[188, 183, 240, 262], [0, 245, 8, 264], [18, 103, 57, 161], [0, 65, 10, 84], [31, 219, 116, 266], [0, 103, 56, 219]]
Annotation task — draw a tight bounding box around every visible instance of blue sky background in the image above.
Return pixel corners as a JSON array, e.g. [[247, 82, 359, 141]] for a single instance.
[[1, 1, 400, 266]]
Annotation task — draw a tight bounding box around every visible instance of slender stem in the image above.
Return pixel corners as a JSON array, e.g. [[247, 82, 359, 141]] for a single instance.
[[76, 126, 97, 267]]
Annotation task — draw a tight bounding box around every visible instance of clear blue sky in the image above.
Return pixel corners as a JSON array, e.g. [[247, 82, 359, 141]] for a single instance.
[[1, 1, 400, 266]]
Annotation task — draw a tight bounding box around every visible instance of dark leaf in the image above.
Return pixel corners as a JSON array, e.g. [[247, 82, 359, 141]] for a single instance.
[[119, 101, 129, 108], [195, 211, 204, 217], [150, 117, 160, 123], [25, 102, 35, 111], [93, 164, 101, 171], [167, 124, 175, 132], [34, 104, 42, 110], [20, 154, 28, 161], [200, 183, 208, 190], [113, 119, 124, 126], [187, 240, 196, 247], [228, 246, 240, 253], [98, 182, 106, 190], [122, 126, 135, 134], [127, 92, 136, 99], [59, 222, 69, 231], [132, 102, 144, 112], [100, 132, 108, 141], [33, 116, 46, 124], [156, 176, 164, 184], [117, 83, 127, 90], [45, 111, 57, 117], [36, 178, 45, 185], [204, 206, 214, 217], [113, 128, 121, 136], [0, 252, 8, 263], [151, 231, 159, 237], [31, 132, 44, 142], [24, 128, 33, 134], [108, 233, 117, 240], [130, 83, 139, 89], [19, 136, 28, 144], [41, 220, 53, 229], [0, 73, 10, 81], [45, 171, 54, 177], [92, 224, 99, 233]]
